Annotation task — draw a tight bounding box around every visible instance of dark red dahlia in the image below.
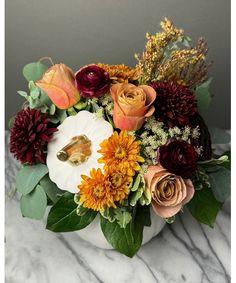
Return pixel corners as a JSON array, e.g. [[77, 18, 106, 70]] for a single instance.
[[158, 140, 198, 178], [10, 108, 57, 165], [150, 81, 197, 127]]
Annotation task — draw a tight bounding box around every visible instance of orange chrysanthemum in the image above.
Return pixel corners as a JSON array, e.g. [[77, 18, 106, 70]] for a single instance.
[[79, 168, 132, 211], [97, 63, 141, 83], [98, 131, 144, 176]]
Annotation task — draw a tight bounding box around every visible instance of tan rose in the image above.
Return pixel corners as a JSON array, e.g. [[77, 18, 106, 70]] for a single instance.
[[36, 64, 80, 109], [111, 83, 156, 131], [144, 165, 195, 218]]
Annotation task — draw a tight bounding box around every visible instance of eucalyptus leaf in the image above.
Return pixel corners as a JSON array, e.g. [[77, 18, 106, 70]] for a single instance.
[[16, 164, 48, 195], [17, 90, 28, 98], [187, 187, 222, 228], [20, 185, 47, 220], [8, 116, 15, 129], [23, 62, 48, 82], [46, 192, 97, 232], [195, 85, 211, 113], [208, 167, 230, 202], [209, 128, 230, 144], [40, 175, 63, 203]]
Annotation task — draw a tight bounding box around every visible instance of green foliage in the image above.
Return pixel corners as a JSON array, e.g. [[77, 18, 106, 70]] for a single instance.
[[46, 192, 97, 232], [8, 116, 15, 129], [191, 169, 211, 190], [208, 167, 230, 202], [40, 175, 63, 204], [100, 206, 146, 257], [20, 185, 47, 220], [129, 174, 151, 206], [209, 128, 230, 144], [187, 187, 222, 228], [23, 62, 48, 82], [114, 210, 132, 228], [16, 164, 48, 195], [195, 78, 212, 112], [198, 155, 230, 173]]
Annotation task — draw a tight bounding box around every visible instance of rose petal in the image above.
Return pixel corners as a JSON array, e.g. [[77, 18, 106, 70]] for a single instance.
[[152, 201, 182, 218], [182, 179, 195, 204]]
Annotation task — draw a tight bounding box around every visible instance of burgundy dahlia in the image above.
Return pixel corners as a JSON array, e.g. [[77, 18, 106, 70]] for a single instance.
[[10, 108, 57, 165], [158, 140, 198, 178], [75, 64, 110, 98], [150, 81, 197, 127]]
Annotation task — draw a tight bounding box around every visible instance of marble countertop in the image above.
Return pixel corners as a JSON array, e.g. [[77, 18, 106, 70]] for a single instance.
[[5, 133, 230, 283]]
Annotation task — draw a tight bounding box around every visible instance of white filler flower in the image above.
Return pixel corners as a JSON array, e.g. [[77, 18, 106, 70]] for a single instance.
[[47, 111, 113, 192]]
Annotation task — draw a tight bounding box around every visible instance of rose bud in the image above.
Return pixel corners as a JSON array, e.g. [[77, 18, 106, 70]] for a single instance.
[[36, 64, 80, 109], [111, 83, 156, 131], [158, 140, 198, 179], [75, 64, 110, 98], [144, 165, 195, 218]]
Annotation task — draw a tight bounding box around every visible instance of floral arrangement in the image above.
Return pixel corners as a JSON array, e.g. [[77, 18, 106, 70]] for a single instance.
[[9, 18, 230, 257]]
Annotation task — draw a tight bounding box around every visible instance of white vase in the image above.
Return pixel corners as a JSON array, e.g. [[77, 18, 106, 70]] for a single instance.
[[75, 208, 166, 249]]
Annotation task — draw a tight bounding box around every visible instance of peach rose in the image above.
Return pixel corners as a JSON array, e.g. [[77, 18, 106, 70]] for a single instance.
[[144, 165, 195, 218], [111, 83, 156, 131], [36, 64, 80, 109]]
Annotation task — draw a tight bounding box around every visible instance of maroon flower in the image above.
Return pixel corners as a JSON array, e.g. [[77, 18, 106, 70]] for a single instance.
[[158, 140, 198, 178], [10, 108, 57, 165], [150, 81, 197, 127], [75, 64, 110, 98]]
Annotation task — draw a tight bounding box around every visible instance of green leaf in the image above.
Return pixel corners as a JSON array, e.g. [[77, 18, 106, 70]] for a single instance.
[[46, 192, 97, 232], [49, 104, 56, 115], [8, 116, 15, 129], [40, 175, 63, 203], [140, 205, 151, 227], [30, 87, 40, 99], [195, 84, 212, 112], [67, 107, 77, 116], [100, 207, 145, 257], [17, 90, 28, 98], [187, 187, 222, 228], [114, 209, 132, 228], [16, 164, 48, 195], [23, 62, 48, 82], [56, 109, 67, 123], [20, 185, 47, 220], [208, 167, 230, 202], [209, 128, 230, 144]]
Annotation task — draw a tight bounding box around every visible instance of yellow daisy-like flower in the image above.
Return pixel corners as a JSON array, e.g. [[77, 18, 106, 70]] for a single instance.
[[79, 168, 132, 211], [98, 131, 144, 176], [97, 63, 141, 83]]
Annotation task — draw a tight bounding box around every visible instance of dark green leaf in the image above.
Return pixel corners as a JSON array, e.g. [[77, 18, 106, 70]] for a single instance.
[[40, 175, 63, 203], [16, 164, 48, 195], [100, 206, 145, 257], [20, 185, 47, 220], [46, 192, 97, 232], [208, 167, 230, 202], [187, 187, 222, 228], [23, 62, 48, 82]]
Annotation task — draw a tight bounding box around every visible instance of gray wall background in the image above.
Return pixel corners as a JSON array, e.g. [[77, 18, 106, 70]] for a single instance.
[[5, 0, 230, 129]]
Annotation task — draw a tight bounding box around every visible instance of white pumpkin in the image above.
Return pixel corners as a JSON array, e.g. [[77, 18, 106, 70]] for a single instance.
[[46, 111, 113, 193]]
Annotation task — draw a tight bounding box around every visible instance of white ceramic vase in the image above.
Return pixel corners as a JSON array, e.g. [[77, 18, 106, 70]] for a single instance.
[[75, 208, 166, 249]]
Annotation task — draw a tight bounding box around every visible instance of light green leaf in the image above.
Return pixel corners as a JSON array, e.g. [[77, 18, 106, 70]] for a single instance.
[[209, 128, 230, 144], [8, 116, 15, 129], [17, 90, 28, 98], [209, 167, 230, 202], [16, 164, 48, 195], [46, 192, 97, 232], [187, 187, 222, 228], [67, 107, 77, 116], [23, 62, 48, 82], [30, 87, 40, 99], [114, 210, 132, 228], [40, 175, 63, 203], [49, 104, 56, 115], [56, 109, 67, 123], [131, 174, 141, 192], [20, 185, 47, 220], [195, 86, 211, 112]]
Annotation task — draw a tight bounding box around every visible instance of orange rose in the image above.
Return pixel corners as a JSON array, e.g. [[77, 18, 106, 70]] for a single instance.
[[36, 64, 80, 109], [144, 165, 195, 218], [111, 83, 156, 131]]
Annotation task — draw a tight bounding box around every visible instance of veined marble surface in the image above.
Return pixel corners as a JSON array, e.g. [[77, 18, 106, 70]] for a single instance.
[[5, 133, 231, 283]]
